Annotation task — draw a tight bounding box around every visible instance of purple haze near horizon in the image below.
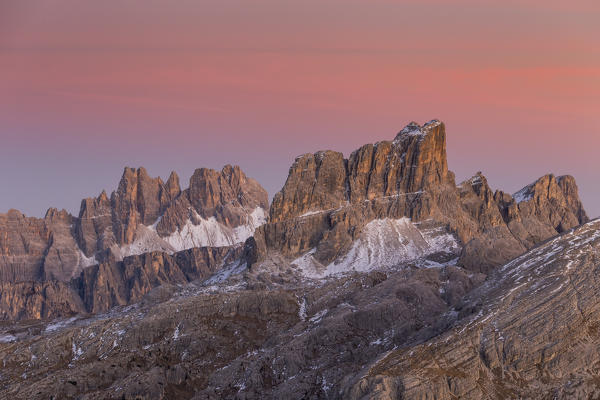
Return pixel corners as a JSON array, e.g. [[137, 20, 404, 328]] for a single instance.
[[0, 0, 598, 218]]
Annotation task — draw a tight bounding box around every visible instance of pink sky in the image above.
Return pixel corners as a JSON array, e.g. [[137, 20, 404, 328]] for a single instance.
[[1, 0, 598, 217]]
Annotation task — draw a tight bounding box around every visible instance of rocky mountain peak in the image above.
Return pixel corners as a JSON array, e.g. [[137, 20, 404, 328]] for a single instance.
[[110, 166, 170, 244], [43, 208, 72, 222], [254, 120, 589, 277], [393, 119, 442, 140], [270, 150, 346, 223], [184, 165, 268, 224], [512, 173, 588, 232], [98, 190, 109, 203], [165, 171, 181, 199], [270, 120, 450, 223]]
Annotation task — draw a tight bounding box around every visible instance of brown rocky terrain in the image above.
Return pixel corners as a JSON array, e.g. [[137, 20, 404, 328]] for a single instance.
[[0, 249, 486, 399], [349, 218, 600, 399], [0, 218, 598, 399], [0, 119, 595, 399]]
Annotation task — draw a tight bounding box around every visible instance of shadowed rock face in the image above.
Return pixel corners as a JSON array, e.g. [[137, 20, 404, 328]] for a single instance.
[[0, 281, 85, 321], [253, 120, 588, 274], [0, 208, 83, 283], [74, 245, 243, 315], [0, 244, 242, 320], [0, 165, 267, 321]]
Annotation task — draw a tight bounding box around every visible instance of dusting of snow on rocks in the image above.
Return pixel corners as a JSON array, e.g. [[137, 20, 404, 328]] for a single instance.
[[0, 334, 17, 343], [44, 317, 79, 334], [293, 217, 460, 278], [204, 259, 248, 285], [513, 185, 533, 203], [77, 249, 97, 268], [394, 120, 441, 142]]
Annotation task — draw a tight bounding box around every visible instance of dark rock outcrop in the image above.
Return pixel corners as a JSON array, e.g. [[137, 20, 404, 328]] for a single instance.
[[74, 245, 242, 314]]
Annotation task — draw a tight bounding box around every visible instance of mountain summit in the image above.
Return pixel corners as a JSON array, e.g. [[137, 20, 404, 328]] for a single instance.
[[250, 120, 587, 276]]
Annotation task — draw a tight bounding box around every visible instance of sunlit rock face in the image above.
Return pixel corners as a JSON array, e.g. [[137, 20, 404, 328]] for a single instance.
[[253, 120, 587, 276]]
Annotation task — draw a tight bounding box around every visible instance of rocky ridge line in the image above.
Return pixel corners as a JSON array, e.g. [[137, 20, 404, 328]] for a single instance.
[[248, 120, 588, 276]]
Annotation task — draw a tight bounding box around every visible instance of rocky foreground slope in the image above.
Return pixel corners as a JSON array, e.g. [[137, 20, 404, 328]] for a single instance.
[[351, 218, 600, 399], [0, 220, 597, 399], [0, 120, 595, 399]]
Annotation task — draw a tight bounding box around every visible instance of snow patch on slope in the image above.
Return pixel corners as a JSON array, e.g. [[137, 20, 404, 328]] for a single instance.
[[113, 225, 175, 260], [293, 217, 460, 278], [164, 207, 266, 251], [204, 259, 248, 285], [78, 250, 97, 267], [513, 185, 533, 203], [111, 207, 267, 260]]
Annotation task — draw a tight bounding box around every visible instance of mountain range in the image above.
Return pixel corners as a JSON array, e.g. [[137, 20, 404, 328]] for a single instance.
[[0, 120, 596, 399]]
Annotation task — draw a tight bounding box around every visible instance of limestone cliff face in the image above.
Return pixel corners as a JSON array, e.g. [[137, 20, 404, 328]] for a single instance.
[[110, 167, 174, 245], [348, 120, 450, 201], [458, 172, 589, 272], [270, 120, 450, 223], [0, 209, 48, 283], [270, 151, 348, 223], [76, 167, 178, 257], [252, 120, 588, 273], [41, 208, 85, 282], [0, 208, 86, 284], [76, 191, 114, 257]]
